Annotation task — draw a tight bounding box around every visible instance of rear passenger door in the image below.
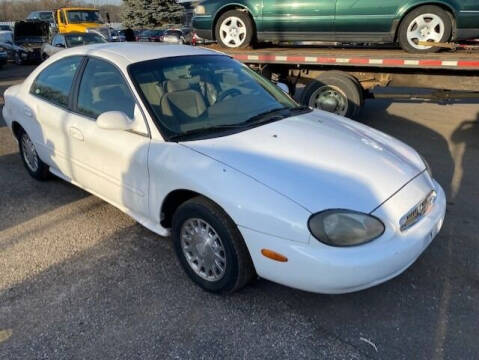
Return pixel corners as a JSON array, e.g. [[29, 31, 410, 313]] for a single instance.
[[29, 56, 83, 178], [261, 0, 335, 35], [68, 57, 151, 216], [334, 0, 399, 38]]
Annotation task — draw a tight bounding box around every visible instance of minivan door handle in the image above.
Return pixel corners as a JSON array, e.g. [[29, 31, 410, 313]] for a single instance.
[[69, 127, 84, 141]]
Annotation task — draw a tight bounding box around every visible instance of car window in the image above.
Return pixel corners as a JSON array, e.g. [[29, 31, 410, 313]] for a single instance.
[[30, 56, 82, 107], [65, 33, 106, 47], [52, 35, 65, 47], [59, 10, 66, 25], [77, 58, 135, 119]]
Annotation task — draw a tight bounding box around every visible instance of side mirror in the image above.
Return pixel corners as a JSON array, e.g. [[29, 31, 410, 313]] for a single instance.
[[55, 43, 65, 48], [97, 111, 131, 131], [277, 82, 289, 94]]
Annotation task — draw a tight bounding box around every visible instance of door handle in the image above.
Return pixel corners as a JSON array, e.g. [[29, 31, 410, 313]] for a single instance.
[[24, 107, 33, 117], [69, 127, 84, 141]]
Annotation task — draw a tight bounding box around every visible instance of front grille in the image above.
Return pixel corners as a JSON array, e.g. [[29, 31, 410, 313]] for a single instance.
[[400, 191, 437, 231]]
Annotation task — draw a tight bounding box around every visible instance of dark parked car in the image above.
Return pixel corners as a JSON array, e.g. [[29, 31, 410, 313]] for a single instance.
[[111, 29, 126, 42], [137, 29, 165, 42], [192, 0, 479, 52], [0, 45, 7, 68], [13, 21, 49, 64]]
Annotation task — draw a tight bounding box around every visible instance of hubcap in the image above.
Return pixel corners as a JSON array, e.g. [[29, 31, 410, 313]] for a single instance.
[[21, 133, 39, 172], [407, 13, 445, 50], [180, 218, 227, 282], [219, 16, 247, 48], [309, 85, 348, 116]]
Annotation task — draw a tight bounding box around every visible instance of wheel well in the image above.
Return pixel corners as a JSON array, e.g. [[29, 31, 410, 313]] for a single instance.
[[212, 5, 255, 41], [160, 189, 201, 228], [11, 121, 24, 140], [394, 3, 456, 41]]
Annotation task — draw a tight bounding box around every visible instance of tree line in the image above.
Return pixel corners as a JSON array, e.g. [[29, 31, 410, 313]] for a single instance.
[[0, 0, 123, 22]]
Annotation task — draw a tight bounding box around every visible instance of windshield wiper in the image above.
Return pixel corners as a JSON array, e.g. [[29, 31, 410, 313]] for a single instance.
[[168, 123, 248, 141], [242, 107, 290, 125], [168, 106, 310, 142], [289, 105, 312, 113]]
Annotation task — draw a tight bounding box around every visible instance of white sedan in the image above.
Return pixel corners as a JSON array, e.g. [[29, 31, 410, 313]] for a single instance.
[[2, 43, 446, 294]]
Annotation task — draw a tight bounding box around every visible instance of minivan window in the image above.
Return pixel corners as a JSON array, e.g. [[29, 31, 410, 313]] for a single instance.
[[30, 56, 82, 107], [77, 58, 135, 119]]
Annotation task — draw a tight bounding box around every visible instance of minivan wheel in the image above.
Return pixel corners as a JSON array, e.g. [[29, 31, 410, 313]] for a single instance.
[[398, 5, 452, 53], [172, 196, 255, 293], [215, 10, 254, 48], [18, 129, 50, 180]]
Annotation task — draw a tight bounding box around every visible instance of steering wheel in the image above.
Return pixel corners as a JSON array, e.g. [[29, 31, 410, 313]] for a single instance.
[[217, 88, 241, 102]]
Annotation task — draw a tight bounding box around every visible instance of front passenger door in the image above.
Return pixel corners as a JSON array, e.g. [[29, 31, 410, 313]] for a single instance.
[[68, 57, 151, 216], [261, 0, 335, 36]]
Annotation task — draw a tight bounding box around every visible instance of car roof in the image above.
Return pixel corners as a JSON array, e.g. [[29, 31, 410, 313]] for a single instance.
[[57, 43, 223, 66]]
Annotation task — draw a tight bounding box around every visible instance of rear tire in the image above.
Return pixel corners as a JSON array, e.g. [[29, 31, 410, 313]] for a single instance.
[[18, 129, 50, 180], [398, 5, 452, 53], [301, 72, 363, 119], [215, 10, 254, 49], [172, 196, 255, 293]]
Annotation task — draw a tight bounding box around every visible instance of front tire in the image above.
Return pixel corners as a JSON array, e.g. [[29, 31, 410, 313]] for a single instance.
[[18, 129, 50, 180], [172, 196, 255, 293], [398, 5, 452, 53], [215, 10, 254, 49]]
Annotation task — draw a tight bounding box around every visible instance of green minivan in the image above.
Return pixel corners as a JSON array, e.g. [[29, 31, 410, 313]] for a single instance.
[[192, 0, 479, 52]]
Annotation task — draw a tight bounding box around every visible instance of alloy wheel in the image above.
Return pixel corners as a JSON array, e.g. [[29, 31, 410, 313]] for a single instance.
[[407, 13, 445, 50], [219, 16, 247, 48]]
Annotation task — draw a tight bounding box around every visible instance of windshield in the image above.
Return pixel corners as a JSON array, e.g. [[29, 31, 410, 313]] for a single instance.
[[65, 33, 106, 47], [28, 12, 54, 23], [129, 55, 304, 141], [66, 10, 103, 24], [0, 32, 13, 43]]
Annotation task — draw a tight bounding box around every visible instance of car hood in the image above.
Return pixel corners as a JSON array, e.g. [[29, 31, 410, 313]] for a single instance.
[[183, 111, 425, 214]]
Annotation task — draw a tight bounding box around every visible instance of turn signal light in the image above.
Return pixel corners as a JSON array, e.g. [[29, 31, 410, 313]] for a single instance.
[[261, 249, 288, 262]]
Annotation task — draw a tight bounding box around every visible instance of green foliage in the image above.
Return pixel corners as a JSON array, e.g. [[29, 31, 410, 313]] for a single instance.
[[122, 0, 184, 28]]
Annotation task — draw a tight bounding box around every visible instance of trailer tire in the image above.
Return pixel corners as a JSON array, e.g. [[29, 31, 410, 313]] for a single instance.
[[215, 10, 254, 49], [398, 5, 452, 53], [301, 72, 363, 119]]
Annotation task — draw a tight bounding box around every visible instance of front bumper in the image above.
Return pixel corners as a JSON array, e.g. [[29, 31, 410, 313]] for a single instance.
[[240, 176, 446, 294]]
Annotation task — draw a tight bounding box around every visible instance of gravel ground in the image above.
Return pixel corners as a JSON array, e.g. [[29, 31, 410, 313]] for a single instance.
[[0, 63, 478, 359]]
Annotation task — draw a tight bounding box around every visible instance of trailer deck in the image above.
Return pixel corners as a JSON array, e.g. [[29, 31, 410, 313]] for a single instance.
[[206, 45, 479, 70]]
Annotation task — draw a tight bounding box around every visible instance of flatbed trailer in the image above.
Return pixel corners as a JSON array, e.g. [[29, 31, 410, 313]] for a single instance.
[[204, 45, 479, 118]]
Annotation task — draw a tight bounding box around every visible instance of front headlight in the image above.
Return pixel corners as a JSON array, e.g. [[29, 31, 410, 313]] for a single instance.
[[308, 210, 385, 247], [420, 154, 432, 178], [194, 5, 206, 15]]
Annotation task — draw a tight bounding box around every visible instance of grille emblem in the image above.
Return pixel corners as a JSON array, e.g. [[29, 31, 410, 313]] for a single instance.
[[400, 191, 436, 231]]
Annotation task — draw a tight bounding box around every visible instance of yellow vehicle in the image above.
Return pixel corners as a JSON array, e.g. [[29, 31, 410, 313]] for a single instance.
[[54, 7, 111, 40]]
